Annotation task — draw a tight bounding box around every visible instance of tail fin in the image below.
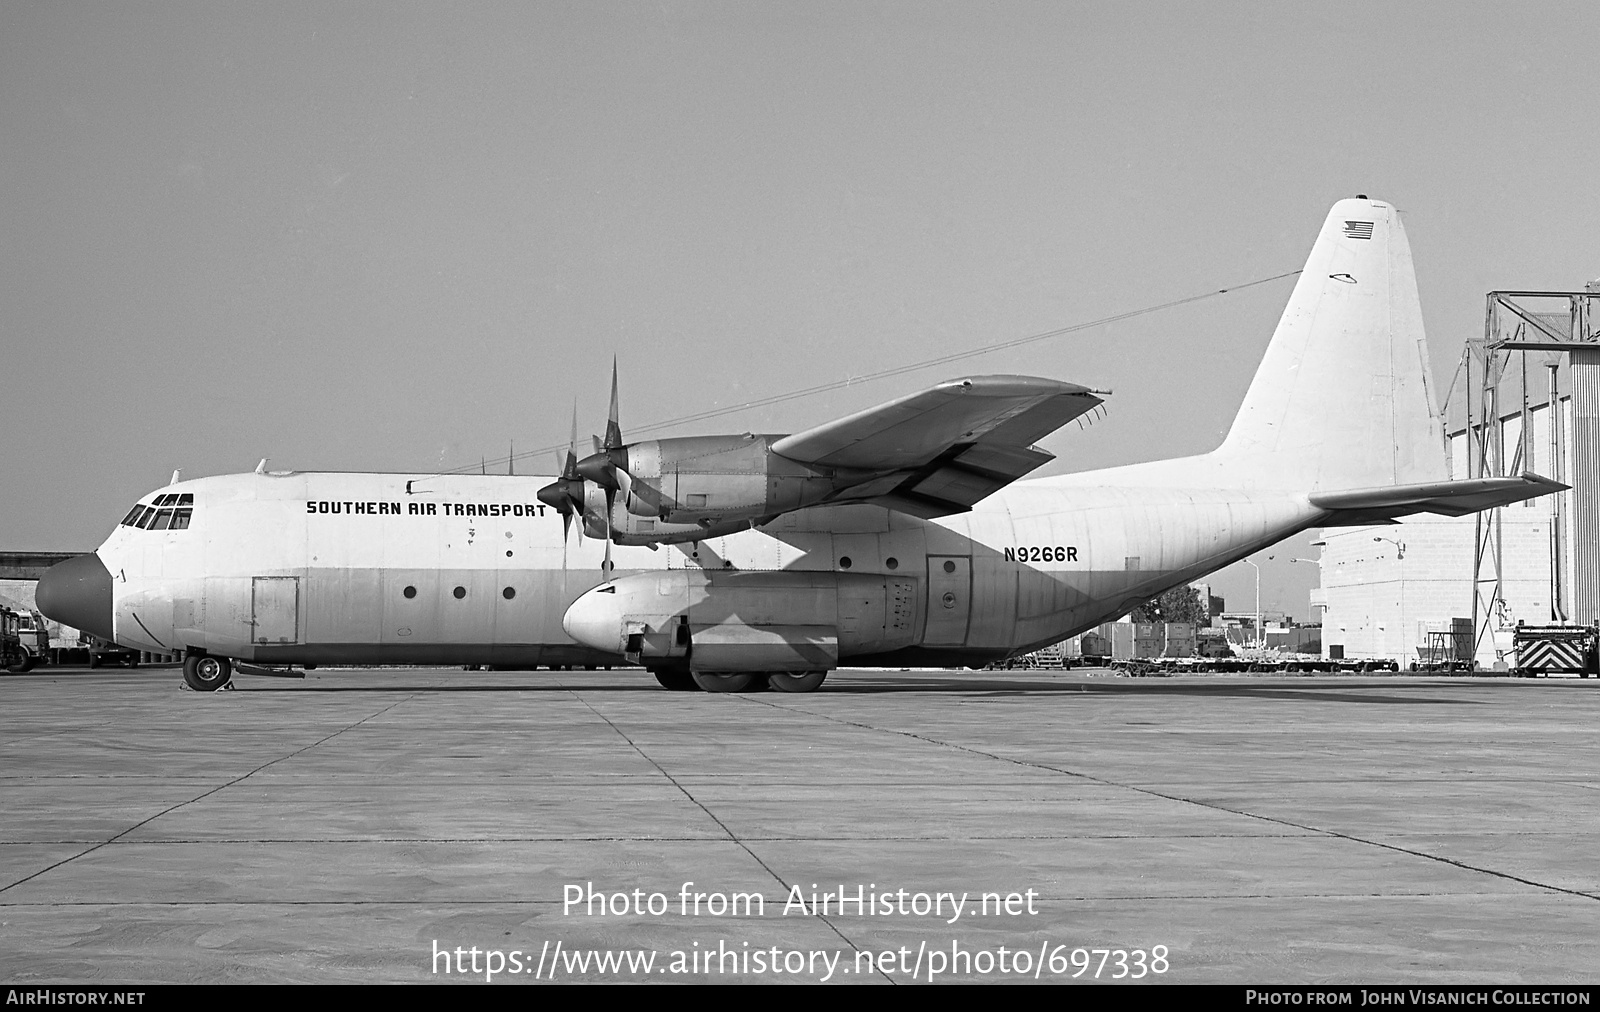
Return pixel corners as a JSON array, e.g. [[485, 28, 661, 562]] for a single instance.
[[1217, 197, 1448, 491]]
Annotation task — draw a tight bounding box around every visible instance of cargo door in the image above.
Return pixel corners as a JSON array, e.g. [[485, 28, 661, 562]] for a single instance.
[[252, 577, 300, 645], [924, 555, 972, 646]]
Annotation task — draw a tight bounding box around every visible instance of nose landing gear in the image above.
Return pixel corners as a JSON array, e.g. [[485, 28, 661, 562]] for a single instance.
[[183, 653, 233, 692]]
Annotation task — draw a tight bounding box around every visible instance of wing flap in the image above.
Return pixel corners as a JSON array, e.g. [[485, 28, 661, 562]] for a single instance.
[[830, 440, 1058, 518], [1310, 473, 1567, 521], [951, 441, 1056, 479]]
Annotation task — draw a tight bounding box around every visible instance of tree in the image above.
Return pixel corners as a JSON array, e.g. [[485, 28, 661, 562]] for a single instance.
[[1131, 585, 1206, 624]]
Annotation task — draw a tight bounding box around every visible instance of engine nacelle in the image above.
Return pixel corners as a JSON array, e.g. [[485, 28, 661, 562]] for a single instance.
[[562, 570, 918, 671], [584, 475, 772, 547], [615, 435, 863, 527]]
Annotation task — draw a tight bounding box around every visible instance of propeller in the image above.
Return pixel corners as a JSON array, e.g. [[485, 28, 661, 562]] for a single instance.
[[536, 404, 586, 543], [572, 360, 629, 580]]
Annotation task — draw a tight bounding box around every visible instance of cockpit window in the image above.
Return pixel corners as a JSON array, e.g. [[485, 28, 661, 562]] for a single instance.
[[121, 495, 196, 531]]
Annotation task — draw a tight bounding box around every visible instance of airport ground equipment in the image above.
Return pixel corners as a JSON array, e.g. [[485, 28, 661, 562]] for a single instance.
[[1, 605, 29, 672], [87, 635, 140, 668], [1512, 624, 1598, 677], [1110, 655, 1398, 675], [994, 641, 1070, 669], [1412, 619, 1475, 672], [1078, 630, 1112, 665], [1, 604, 41, 672]]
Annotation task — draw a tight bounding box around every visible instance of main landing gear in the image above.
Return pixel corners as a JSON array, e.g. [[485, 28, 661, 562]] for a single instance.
[[766, 671, 828, 693], [183, 654, 233, 692], [654, 669, 697, 691], [652, 669, 829, 694]]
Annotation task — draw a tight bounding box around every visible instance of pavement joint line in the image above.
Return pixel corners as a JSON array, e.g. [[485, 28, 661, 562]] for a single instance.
[[555, 680, 896, 985], [0, 694, 419, 897], [0, 775, 1588, 787], [739, 694, 1600, 905], [0, 831, 1336, 845], [0, 723, 117, 748]]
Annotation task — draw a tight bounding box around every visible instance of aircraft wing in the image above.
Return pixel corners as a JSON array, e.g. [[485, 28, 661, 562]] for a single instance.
[[1309, 473, 1567, 525], [771, 376, 1103, 517]]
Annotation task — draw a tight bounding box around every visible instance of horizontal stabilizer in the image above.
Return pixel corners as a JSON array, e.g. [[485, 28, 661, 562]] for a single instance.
[[1310, 473, 1567, 523]]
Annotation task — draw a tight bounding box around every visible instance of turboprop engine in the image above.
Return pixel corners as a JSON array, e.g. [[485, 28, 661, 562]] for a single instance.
[[544, 363, 888, 550], [562, 569, 919, 675], [584, 434, 866, 526]]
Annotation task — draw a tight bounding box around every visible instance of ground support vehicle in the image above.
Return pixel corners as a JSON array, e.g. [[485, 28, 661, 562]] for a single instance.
[[1512, 624, 1598, 678], [87, 635, 141, 668], [2, 606, 32, 672], [1, 605, 47, 672]]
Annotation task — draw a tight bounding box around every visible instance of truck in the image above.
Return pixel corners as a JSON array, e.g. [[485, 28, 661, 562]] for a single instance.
[[2, 603, 41, 673]]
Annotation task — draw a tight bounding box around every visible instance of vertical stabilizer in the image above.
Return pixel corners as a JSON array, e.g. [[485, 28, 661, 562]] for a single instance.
[[1217, 198, 1448, 491]]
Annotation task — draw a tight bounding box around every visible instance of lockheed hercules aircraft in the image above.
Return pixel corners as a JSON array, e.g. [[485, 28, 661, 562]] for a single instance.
[[37, 198, 1562, 692]]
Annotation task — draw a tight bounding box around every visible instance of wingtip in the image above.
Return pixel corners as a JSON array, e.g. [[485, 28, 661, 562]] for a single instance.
[[938, 374, 1099, 398], [1521, 471, 1572, 494]]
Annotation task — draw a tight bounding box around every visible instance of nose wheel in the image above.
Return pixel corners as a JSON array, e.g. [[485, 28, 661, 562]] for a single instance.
[[183, 654, 232, 692]]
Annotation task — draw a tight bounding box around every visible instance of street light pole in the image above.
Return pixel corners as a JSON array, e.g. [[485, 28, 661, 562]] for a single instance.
[[1243, 558, 1261, 650], [1374, 537, 1406, 663]]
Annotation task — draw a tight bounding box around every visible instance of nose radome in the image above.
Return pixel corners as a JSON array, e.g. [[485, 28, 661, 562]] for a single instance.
[[35, 553, 113, 641], [562, 587, 625, 653]]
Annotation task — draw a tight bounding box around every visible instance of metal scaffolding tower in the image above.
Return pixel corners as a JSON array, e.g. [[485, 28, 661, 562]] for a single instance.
[[1464, 289, 1600, 660]]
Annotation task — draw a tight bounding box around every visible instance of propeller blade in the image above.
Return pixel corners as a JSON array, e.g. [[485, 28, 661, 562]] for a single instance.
[[603, 357, 623, 451], [567, 402, 580, 477], [602, 485, 616, 581]]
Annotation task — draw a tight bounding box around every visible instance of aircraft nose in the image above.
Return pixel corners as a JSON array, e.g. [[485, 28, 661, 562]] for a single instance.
[[562, 587, 625, 653], [35, 553, 113, 641]]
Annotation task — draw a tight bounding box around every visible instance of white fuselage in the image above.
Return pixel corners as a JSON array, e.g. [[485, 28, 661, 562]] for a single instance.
[[98, 456, 1318, 668]]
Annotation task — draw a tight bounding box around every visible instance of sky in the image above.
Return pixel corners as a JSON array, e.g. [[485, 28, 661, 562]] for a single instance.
[[2, 1, 1597, 615]]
